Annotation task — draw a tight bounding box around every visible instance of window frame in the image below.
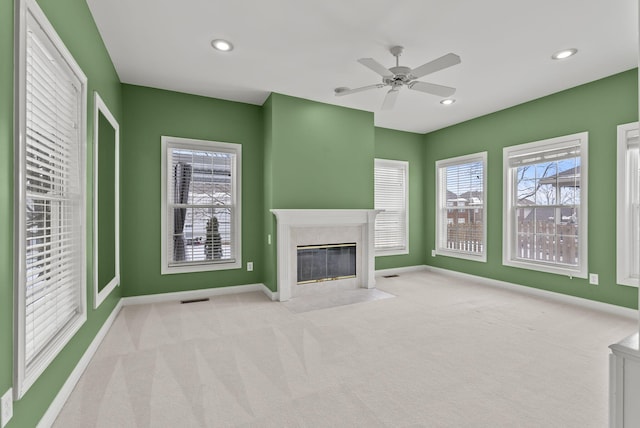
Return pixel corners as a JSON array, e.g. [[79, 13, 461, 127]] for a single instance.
[[435, 152, 488, 262], [374, 158, 409, 257], [160, 136, 242, 274], [14, 0, 88, 399], [502, 132, 588, 278], [616, 122, 639, 287]]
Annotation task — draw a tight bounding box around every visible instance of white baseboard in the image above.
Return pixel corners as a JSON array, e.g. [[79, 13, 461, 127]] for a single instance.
[[35, 267, 633, 427], [122, 283, 274, 306], [424, 265, 639, 320], [375, 265, 427, 277], [37, 299, 124, 428], [261, 284, 279, 301], [36, 282, 276, 426]]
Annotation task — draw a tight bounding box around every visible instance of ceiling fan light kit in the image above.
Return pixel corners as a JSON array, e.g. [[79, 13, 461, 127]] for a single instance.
[[335, 45, 461, 110]]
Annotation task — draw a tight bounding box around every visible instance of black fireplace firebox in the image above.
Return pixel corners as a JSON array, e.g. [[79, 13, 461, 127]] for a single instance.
[[296, 243, 356, 284]]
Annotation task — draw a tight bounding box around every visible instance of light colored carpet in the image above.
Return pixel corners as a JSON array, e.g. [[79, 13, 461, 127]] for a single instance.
[[282, 288, 395, 313], [53, 271, 637, 427]]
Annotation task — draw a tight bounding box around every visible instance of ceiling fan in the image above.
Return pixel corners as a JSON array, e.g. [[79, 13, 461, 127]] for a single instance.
[[334, 46, 461, 110]]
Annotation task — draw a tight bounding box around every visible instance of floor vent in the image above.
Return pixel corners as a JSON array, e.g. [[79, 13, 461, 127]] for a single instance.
[[180, 298, 210, 304], [383, 274, 399, 278]]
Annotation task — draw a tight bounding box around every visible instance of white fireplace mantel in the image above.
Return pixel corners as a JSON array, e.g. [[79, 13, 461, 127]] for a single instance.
[[271, 209, 380, 301]]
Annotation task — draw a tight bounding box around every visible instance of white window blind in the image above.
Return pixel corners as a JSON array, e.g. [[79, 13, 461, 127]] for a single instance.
[[507, 143, 581, 167], [503, 132, 588, 278], [435, 152, 487, 261], [616, 122, 640, 287], [374, 159, 408, 256], [161, 137, 242, 274], [16, 0, 87, 398]]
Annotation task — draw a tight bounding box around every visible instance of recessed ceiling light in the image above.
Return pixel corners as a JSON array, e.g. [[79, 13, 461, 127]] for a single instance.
[[552, 48, 577, 60], [440, 99, 456, 105], [211, 39, 234, 52]]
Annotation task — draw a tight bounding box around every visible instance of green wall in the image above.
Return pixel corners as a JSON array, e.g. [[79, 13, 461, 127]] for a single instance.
[[424, 69, 639, 309], [1, 0, 123, 426], [262, 93, 376, 291], [1, 1, 637, 424], [267, 93, 375, 209], [374, 127, 426, 270], [120, 84, 264, 297], [97, 112, 117, 290]]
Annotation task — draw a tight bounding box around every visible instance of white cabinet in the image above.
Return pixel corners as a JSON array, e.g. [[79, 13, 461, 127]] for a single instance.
[[610, 333, 640, 427]]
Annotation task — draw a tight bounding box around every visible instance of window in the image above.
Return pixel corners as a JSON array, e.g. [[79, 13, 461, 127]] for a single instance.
[[161, 137, 242, 274], [15, 0, 88, 398], [616, 122, 639, 287], [435, 152, 487, 261], [374, 159, 408, 256], [503, 132, 588, 278]]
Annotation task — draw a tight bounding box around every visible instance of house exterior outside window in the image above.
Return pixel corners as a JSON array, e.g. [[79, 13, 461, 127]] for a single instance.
[[503, 132, 588, 278], [435, 152, 487, 261], [161, 136, 242, 274]]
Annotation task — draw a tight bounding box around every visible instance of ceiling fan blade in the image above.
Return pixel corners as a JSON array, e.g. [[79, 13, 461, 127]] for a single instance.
[[409, 81, 456, 97], [357, 58, 394, 78], [410, 53, 461, 79], [334, 83, 385, 96], [381, 88, 400, 110]]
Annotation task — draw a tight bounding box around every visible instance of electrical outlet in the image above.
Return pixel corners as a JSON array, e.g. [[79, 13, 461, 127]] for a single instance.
[[1, 388, 13, 428], [247, 262, 253, 271], [589, 273, 599, 285], [431, 250, 436, 257]]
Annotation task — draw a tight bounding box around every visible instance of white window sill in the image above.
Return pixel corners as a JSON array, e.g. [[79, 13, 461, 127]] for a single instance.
[[375, 248, 409, 257], [616, 275, 639, 288], [162, 259, 241, 275], [503, 258, 586, 279], [435, 249, 486, 263]]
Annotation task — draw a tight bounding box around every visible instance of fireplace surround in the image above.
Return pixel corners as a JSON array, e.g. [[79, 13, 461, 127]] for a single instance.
[[271, 209, 379, 301]]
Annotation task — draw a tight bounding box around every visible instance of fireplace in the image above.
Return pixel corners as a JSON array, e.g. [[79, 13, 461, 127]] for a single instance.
[[271, 209, 379, 301], [297, 243, 356, 284]]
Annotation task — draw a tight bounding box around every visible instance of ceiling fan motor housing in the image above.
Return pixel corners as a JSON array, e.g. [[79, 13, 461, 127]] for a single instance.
[[386, 66, 412, 86]]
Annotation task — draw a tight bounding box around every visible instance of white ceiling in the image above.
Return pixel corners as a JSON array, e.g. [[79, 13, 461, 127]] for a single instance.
[[87, 0, 638, 134]]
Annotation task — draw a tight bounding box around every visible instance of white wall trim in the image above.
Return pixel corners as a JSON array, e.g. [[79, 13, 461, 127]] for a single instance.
[[122, 283, 274, 306], [93, 91, 121, 309], [37, 299, 123, 428], [33, 268, 635, 427], [37, 282, 275, 426], [261, 284, 279, 301], [375, 265, 427, 277], [365, 263, 634, 319], [425, 265, 638, 320]]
